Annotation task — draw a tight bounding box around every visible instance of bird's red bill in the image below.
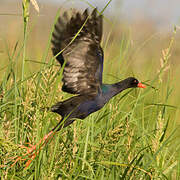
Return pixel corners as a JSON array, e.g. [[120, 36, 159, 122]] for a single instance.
[[138, 83, 146, 88]]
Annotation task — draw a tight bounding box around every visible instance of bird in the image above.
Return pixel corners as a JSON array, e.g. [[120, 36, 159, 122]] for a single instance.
[[12, 8, 145, 168], [50, 8, 145, 130]]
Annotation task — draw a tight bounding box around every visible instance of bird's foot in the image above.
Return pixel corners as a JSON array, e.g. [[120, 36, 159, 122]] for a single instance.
[[11, 131, 54, 168]]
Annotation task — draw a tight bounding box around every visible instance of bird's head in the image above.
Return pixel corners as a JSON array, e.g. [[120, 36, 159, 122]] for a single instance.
[[127, 77, 146, 88]]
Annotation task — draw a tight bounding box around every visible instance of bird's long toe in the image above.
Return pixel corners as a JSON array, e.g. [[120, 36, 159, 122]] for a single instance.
[[11, 131, 55, 168]]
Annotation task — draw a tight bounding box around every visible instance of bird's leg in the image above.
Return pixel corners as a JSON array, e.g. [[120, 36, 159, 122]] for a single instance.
[[11, 130, 56, 168]]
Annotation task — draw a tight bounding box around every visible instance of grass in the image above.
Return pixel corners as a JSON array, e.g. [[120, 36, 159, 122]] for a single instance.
[[0, 0, 180, 179]]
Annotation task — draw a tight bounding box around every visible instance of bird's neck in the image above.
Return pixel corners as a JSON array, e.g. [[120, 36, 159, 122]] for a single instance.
[[101, 80, 132, 100]]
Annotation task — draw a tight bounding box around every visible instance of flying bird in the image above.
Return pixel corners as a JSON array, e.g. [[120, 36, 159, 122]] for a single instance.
[[50, 8, 145, 130], [12, 8, 145, 168]]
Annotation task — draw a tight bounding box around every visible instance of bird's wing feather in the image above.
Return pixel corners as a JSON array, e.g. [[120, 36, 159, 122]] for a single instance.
[[51, 8, 103, 95]]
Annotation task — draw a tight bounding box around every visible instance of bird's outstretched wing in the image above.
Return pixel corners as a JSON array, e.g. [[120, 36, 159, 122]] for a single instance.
[[51, 8, 103, 96]]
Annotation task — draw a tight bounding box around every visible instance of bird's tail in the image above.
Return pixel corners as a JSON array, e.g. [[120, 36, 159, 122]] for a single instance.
[[41, 103, 75, 131]]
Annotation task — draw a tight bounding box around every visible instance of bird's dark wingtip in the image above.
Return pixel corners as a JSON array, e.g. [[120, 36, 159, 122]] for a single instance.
[[92, 8, 97, 16], [83, 8, 89, 17]]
